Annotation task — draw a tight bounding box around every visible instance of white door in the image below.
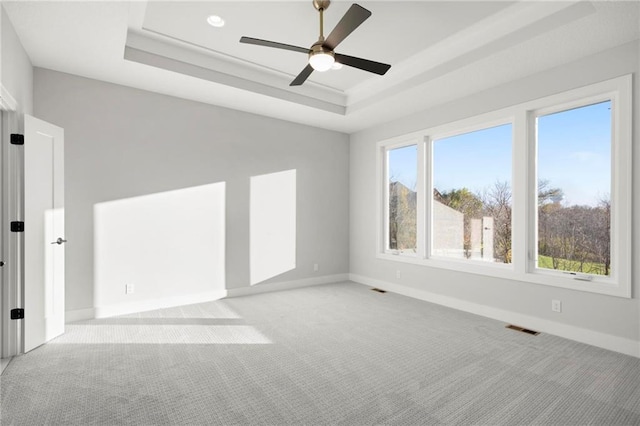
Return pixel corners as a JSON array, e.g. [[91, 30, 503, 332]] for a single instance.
[[24, 115, 65, 352]]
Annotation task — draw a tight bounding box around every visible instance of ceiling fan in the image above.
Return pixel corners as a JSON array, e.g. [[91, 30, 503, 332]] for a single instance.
[[239, 0, 391, 86]]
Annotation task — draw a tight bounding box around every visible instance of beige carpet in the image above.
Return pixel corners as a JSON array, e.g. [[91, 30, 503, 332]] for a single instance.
[[2, 282, 639, 425]]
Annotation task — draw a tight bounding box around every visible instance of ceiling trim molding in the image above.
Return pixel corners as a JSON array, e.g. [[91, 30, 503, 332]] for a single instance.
[[346, 0, 595, 107], [125, 30, 347, 115]]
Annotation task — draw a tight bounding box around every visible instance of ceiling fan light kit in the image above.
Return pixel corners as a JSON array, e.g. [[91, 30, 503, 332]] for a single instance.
[[240, 0, 391, 86], [309, 43, 335, 72]]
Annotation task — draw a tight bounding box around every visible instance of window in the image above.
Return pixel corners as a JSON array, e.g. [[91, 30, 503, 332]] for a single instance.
[[385, 144, 417, 253], [536, 102, 611, 276], [432, 124, 512, 263], [377, 75, 631, 297]]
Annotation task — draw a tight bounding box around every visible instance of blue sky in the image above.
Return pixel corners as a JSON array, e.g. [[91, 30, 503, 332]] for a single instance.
[[432, 124, 512, 195], [388, 101, 611, 207], [537, 101, 611, 206]]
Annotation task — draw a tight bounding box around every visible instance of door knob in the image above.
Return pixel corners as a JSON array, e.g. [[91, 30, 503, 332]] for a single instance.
[[51, 237, 67, 245]]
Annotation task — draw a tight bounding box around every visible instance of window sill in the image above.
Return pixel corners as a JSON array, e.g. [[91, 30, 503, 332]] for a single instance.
[[376, 252, 630, 298]]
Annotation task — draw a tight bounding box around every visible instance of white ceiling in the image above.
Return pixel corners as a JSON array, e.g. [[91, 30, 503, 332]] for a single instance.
[[141, 1, 511, 92], [3, 1, 639, 133]]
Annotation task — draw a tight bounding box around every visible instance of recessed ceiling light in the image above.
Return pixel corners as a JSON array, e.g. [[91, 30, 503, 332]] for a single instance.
[[207, 15, 225, 28]]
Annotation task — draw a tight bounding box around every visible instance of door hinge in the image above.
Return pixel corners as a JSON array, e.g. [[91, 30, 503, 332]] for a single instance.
[[10, 221, 24, 232], [10, 133, 24, 145], [10, 308, 24, 320]]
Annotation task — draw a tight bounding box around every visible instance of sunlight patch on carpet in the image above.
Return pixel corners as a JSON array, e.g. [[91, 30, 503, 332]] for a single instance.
[[49, 324, 272, 344]]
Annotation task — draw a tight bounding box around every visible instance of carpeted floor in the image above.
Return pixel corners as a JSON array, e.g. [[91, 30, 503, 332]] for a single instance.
[[1, 282, 639, 425]]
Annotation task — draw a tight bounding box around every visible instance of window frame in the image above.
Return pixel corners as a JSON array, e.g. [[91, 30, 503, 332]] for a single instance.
[[376, 75, 632, 298]]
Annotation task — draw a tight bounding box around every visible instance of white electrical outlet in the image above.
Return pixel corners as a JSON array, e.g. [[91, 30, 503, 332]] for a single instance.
[[551, 299, 562, 313], [313, 263, 319, 272], [396, 270, 401, 279], [126, 284, 134, 295]]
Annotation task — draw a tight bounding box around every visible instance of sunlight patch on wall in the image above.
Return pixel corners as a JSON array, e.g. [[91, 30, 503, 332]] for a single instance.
[[94, 182, 226, 309], [250, 169, 296, 285]]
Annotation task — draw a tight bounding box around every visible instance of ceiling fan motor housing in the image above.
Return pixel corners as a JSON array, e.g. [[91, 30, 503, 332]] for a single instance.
[[310, 42, 333, 57]]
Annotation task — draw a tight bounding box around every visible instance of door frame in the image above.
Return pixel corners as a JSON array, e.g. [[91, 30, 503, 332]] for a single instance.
[[1, 85, 22, 359]]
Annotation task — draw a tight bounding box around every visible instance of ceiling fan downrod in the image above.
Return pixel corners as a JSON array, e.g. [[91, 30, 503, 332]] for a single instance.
[[314, 0, 330, 41], [310, 0, 334, 71]]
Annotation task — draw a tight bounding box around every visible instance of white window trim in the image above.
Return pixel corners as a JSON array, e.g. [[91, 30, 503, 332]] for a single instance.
[[377, 133, 422, 256], [377, 75, 632, 298]]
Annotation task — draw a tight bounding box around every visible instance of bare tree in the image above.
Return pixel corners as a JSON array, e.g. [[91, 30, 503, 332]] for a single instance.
[[386, 176, 609, 275], [538, 186, 610, 276], [538, 179, 564, 205], [594, 197, 611, 275], [480, 181, 512, 263], [537, 179, 565, 268]]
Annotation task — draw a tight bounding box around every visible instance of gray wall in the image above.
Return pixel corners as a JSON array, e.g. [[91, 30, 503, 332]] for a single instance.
[[350, 40, 639, 343], [34, 68, 349, 314], [1, 5, 33, 118]]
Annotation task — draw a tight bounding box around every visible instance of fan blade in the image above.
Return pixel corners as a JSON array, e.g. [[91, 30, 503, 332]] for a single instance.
[[335, 53, 390, 75], [290, 64, 314, 86], [323, 4, 371, 50], [240, 36, 310, 54]]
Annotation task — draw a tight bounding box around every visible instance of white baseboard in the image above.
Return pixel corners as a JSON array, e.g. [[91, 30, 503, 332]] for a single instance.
[[349, 273, 640, 358], [94, 290, 228, 319], [71, 274, 349, 320], [227, 274, 349, 298], [65, 307, 96, 323]]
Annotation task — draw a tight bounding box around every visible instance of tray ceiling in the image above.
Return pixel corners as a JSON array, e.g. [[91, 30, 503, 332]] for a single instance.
[[3, 1, 639, 132]]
